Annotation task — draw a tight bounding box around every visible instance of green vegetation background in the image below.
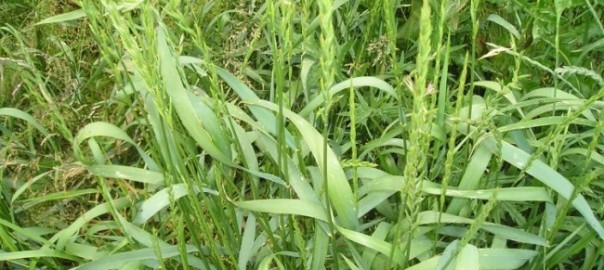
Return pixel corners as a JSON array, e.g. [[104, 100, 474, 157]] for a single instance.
[[1, 0, 603, 269]]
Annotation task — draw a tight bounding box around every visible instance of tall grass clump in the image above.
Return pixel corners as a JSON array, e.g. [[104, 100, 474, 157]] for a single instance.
[[1, 0, 603, 269]]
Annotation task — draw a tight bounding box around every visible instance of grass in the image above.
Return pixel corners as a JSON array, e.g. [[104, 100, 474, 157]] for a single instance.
[[1, 0, 603, 269]]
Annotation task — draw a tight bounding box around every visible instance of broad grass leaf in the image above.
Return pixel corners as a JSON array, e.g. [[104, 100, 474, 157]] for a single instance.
[[0, 249, 81, 262], [361, 222, 391, 268], [64, 242, 102, 261], [447, 144, 492, 214], [133, 184, 218, 225], [35, 9, 86, 25], [254, 132, 319, 202], [49, 197, 132, 250], [250, 100, 359, 230], [75, 246, 200, 270], [0, 108, 50, 136], [422, 184, 552, 202], [188, 93, 231, 157], [474, 81, 519, 108], [418, 211, 547, 246], [478, 248, 537, 269], [216, 67, 296, 148], [486, 14, 520, 39], [408, 248, 536, 270], [310, 224, 330, 270], [237, 199, 328, 222], [19, 189, 97, 211], [0, 218, 52, 246], [561, 148, 604, 167], [498, 116, 596, 133], [481, 137, 604, 239], [11, 171, 52, 204], [336, 225, 403, 266], [73, 122, 159, 170], [299, 76, 397, 117], [341, 255, 361, 270], [87, 165, 164, 185], [238, 214, 256, 269], [113, 213, 209, 269], [406, 255, 441, 270], [157, 28, 232, 165], [521, 87, 596, 120], [436, 240, 459, 270], [455, 244, 479, 270]]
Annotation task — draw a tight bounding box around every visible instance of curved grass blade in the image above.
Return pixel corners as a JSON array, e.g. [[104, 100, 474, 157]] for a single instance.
[[0, 108, 50, 136], [73, 122, 159, 170], [35, 9, 86, 25], [299, 76, 398, 117], [87, 165, 164, 186], [249, 100, 359, 230], [75, 245, 199, 270], [133, 184, 218, 225], [49, 197, 131, 250], [215, 67, 297, 148], [0, 249, 81, 262], [157, 28, 232, 165], [480, 137, 604, 239], [237, 199, 328, 222], [418, 211, 547, 246]]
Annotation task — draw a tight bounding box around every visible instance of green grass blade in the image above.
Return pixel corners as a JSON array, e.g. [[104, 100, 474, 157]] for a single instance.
[[237, 199, 328, 222], [481, 137, 604, 239], [0, 108, 50, 136], [157, 28, 232, 165], [299, 76, 398, 117], [87, 165, 164, 185], [35, 9, 86, 25], [133, 184, 218, 225], [250, 100, 359, 230]]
